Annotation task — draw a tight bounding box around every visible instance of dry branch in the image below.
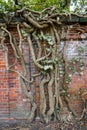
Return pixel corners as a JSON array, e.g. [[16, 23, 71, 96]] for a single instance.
[[40, 75, 49, 121], [20, 77, 36, 122], [23, 13, 48, 29], [27, 34, 44, 69], [17, 24, 22, 53], [1, 27, 19, 58], [47, 72, 54, 123]]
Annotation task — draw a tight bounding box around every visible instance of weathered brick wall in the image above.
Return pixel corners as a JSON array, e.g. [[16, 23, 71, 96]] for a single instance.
[[0, 25, 87, 120], [0, 26, 31, 119], [64, 25, 87, 117], [0, 47, 9, 118]]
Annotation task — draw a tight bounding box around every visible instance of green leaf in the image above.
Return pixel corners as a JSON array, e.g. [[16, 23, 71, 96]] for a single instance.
[[48, 65, 53, 70], [48, 41, 54, 45], [21, 30, 28, 37], [59, 70, 64, 74], [68, 66, 73, 70], [47, 60, 53, 64], [44, 65, 50, 70], [46, 48, 50, 52], [77, 46, 84, 53], [44, 65, 53, 70]]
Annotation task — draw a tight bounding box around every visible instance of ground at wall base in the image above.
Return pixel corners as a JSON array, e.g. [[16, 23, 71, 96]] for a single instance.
[[0, 118, 87, 130]]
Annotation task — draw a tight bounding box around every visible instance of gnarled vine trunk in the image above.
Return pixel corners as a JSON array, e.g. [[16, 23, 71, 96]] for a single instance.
[[0, 7, 86, 123]]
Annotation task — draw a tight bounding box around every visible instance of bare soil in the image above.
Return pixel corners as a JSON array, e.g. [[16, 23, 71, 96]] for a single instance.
[[0, 118, 87, 130]]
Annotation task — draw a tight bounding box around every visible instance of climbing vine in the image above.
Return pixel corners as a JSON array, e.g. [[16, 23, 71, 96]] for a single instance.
[[0, 5, 87, 123]]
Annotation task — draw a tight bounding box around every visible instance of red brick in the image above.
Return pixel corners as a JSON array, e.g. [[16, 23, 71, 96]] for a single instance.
[[0, 24, 87, 121]]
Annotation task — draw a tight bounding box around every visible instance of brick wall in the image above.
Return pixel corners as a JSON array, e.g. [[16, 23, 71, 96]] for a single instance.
[[0, 46, 9, 118], [0, 25, 87, 120], [0, 26, 32, 120]]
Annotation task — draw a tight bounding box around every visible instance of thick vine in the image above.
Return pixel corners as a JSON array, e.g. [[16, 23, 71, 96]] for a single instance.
[[0, 6, 87, 123]]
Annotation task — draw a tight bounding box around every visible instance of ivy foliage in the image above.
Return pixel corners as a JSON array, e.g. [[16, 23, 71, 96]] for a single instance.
[[0, 0, 14, 13], [0, 0, 87, 14]]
